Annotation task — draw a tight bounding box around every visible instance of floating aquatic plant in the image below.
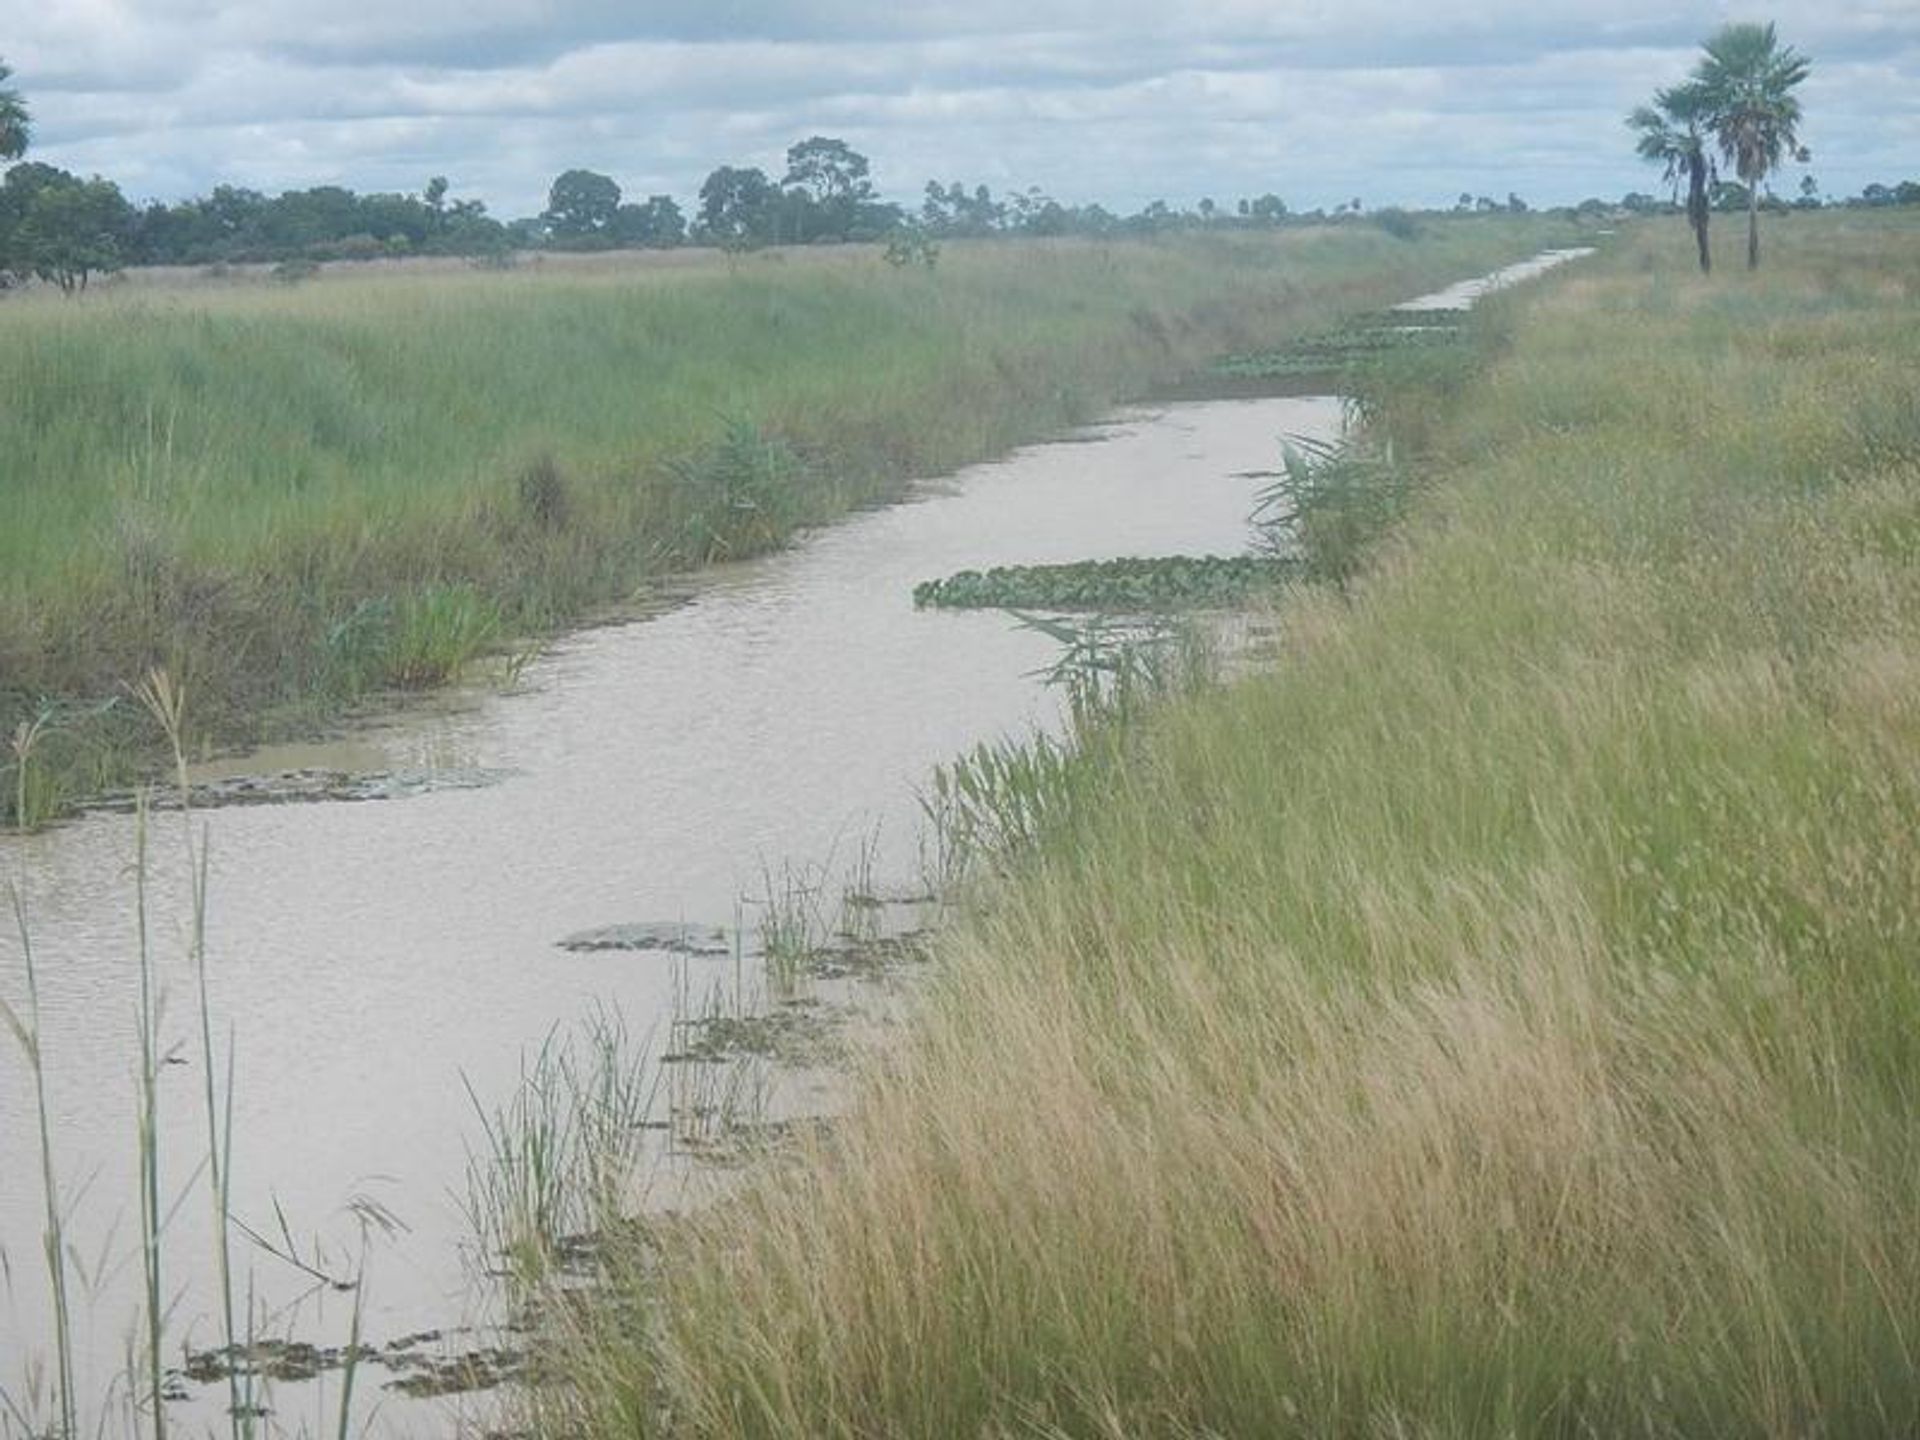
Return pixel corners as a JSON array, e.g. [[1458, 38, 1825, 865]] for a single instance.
[[913, 555, 1296, 613]]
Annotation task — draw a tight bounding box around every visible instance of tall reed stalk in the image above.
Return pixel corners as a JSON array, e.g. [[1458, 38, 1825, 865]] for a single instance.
[[1, 885, 78, 1440], [133, 669, 253, 1440], [131, 807, 165, 1440]]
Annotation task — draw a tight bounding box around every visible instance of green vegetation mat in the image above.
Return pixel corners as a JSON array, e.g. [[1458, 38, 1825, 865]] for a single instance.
[[1210, 310, 1468, 379], [912, 555, 1296, 612]]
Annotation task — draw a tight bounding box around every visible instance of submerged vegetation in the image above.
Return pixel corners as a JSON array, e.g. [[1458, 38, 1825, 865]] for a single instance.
[[0, 217, 1564, 825], [512, 209, 1920, 1434]]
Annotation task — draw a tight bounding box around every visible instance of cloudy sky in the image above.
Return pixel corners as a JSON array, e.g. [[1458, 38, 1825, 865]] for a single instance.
[[5, 1, 1917, 219]]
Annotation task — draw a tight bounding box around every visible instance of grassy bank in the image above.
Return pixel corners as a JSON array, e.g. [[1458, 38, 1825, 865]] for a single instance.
[[541, 209, 1920, 1434], [0, 218, 1561, 823]]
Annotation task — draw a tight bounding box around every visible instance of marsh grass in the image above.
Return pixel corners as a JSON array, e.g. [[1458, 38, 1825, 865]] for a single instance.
[[0, 219, 1571, 823], [662, 418, 811, 565], [1251, 430, 1412, 587], [531, 210, 1920, 1435], [461, 1007, 660, 1295], [925, 614, 1203, 881]]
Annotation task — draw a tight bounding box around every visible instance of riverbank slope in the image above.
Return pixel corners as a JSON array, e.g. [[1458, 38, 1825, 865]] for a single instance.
[[553, 209, 1920, 1434]]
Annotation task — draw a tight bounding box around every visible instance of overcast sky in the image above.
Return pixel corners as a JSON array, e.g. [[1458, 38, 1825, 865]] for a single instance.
[[5, 1, 1916, 218]]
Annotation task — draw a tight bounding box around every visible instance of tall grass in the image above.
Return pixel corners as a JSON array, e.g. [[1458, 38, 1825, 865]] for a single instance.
[[0, 218, 1570, 823], [534, 209, 1920, 1434], [462, 1007, 659, 1294]]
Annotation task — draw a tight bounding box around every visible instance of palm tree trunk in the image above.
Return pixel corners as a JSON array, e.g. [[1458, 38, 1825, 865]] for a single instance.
[[1688, 158, 1711, 274], [1747, 186, 1760, 269]]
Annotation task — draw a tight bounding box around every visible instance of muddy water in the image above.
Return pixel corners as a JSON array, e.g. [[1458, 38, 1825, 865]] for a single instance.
[[1392, 247, 1593, 311], [0, 393, 1344, 1432]]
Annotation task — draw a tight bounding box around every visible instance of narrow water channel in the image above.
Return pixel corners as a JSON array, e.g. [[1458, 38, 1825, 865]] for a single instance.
[[0, 250, 1588, 1437]]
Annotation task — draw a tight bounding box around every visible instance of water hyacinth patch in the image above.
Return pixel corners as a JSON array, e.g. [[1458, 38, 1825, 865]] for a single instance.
[[1211, 311, 1468, 381], [912, 555, 1297, 613]]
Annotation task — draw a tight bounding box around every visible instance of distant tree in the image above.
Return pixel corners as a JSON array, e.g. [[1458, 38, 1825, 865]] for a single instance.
[[921, 180, 961, 232], [1248, 193, 1287, 224], [1629, 81, 1715, 273], [505, 216, 546, 248], [1507, 192, 1529, 213], [543, 169, 622, 245], [698, 165, 777, 244], [8, 169, 134, 293], [1134, 198, 1173, 231], [1796, 174, 1821, 208], [1692, 21, 1809, 269], [1078, 202, 1117, 234], [783, 136, 873, 205], [423, 174, 450, 236], [613, 194, 686, 248], [1710, 178, 1750, 213], [0, 161, 64, 276], [1026, 197, 1070, 235], [1197, 197, 1217, 222], [968, 184, 1004, 231], [922, 180, 1008, 236], [0, 58, 28, 160], [203, 185, 268, 249], [260, 185, 363, 253], [779, 137, 881, 242]]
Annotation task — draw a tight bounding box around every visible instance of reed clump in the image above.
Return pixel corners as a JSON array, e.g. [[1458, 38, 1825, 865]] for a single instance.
[[533, 209, 1920, 1435], [0, 218, 1567, 824]]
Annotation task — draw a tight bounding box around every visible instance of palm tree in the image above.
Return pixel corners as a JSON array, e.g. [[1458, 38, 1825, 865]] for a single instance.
[[0, 59, 28, 161], [1628, 82, 1714, 273], [1692, 22, 1810, 270]]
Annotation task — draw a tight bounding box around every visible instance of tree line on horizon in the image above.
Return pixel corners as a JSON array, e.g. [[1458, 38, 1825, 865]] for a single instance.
[[0, 41, 1914, 294]]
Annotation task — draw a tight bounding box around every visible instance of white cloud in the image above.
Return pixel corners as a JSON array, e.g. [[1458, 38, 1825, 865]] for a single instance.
[[6, 0, 1915, 215]]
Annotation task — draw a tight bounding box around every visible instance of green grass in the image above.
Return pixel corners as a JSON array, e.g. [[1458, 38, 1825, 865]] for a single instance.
[[0, 218, 1569, 823], [526, 209, 1920, 1435]]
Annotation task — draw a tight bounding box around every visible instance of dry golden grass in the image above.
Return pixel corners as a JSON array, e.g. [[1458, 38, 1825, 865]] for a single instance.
[[533, 210, 1920, 1437]]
